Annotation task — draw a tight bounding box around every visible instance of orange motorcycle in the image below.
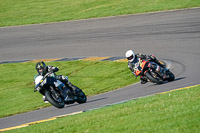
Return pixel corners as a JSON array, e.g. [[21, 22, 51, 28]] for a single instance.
[[135, 60, 175, 84]]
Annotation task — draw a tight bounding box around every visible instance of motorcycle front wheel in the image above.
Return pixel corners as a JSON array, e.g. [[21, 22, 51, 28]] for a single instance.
[[145, 70, 163, 84], [166, 71, 175, 81], [45, 87, 65, 108]]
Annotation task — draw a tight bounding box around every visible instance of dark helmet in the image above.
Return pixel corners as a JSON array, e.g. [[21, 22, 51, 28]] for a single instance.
[[36, 61, 46, 73]]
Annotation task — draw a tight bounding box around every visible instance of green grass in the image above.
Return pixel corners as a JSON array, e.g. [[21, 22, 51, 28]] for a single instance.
[[0, 60, 138, 118], [5, 85, 200, 133], [0, 0, 200, 27], [1, 0, 200, 131]]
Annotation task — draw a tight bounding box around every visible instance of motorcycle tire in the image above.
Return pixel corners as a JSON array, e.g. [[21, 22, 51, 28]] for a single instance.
[[145, 70, 163, 84], [45, 88, 65, 108], [75, 88, 87, 104], [166, 71, 175, 82]]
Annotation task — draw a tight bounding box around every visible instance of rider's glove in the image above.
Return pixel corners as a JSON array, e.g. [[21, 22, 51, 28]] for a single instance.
[[52, 67, 59, 72], [34, 84, 41, 92], [148, 55, 156, 61], [48, 66, 59, 72]]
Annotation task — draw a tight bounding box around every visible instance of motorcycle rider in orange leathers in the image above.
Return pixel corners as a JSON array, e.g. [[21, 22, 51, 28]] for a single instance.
[[125, 50, 168, 84]]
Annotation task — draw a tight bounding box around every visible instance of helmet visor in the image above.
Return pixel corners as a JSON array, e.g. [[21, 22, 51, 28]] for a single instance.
[[127, 55, 134, 60]]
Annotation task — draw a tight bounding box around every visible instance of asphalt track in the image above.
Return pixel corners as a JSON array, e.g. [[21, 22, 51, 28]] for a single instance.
[[0, 8, 200, 130]]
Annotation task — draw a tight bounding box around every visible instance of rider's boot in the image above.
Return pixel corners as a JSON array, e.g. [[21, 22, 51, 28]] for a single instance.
[[58, 75, 77, 92], [67, 81, 78, 91], [140, 76, 148, 84]]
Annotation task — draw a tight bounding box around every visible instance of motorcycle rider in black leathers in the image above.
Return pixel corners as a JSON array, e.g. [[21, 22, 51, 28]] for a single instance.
[[34, 61, 77, 103], [125, 50, 168, 84]]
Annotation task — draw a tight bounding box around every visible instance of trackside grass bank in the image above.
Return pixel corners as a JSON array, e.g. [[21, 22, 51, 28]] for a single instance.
[[0, 60, 138, 118], [5, 85, 200, 133], [0, 0, 200, 27]]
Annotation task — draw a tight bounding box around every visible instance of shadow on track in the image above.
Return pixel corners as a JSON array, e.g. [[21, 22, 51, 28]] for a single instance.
[[64, 97, 108, 108]]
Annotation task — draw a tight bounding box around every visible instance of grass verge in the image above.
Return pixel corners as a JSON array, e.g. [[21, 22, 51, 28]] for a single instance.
[[0, 60, 138, 118], [5, 85, 200, 133], [0, 0, 200, 27]]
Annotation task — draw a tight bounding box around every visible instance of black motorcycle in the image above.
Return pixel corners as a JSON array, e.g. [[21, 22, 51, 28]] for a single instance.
[[34, 73, 87, 108], [137, 60, 175, 84]]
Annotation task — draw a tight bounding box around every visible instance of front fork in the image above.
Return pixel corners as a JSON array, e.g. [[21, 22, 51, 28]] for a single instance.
[[147, 62, 168, 77]]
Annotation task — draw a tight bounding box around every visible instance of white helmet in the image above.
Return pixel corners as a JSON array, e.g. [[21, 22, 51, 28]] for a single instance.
[[125, 50, 135, 62]]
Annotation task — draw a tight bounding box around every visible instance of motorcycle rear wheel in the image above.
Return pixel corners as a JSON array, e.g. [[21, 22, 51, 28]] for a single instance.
[[75, 88, 87, 104], [45, 87, 65, 108]]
